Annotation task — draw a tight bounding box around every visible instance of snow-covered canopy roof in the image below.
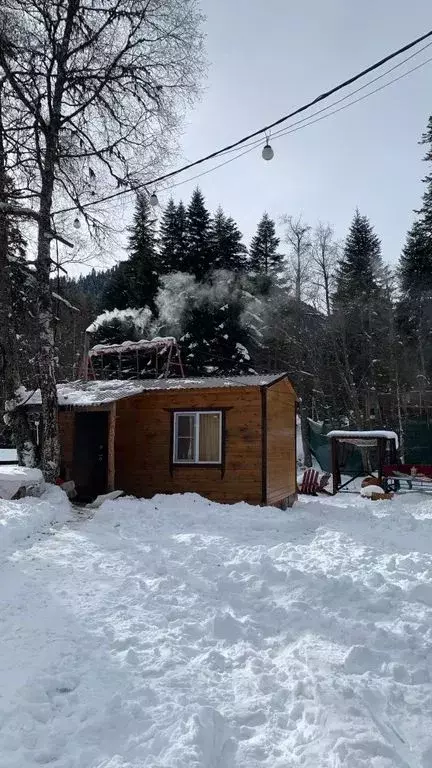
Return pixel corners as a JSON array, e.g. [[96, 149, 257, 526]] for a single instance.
[[21, 374, 287, 408], [89, 337, 176, 357], [327, 430, 399, 448]]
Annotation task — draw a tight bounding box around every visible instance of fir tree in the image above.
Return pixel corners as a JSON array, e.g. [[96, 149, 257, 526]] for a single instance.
[[249, 213, 282, 274], [180, 297, 252, 376], [159, 198, 188, 273], [102, 263, 131, 311], [398, 221, 432, 378], [126, 194, 160, 312], [400, 221, 432, 297], [184, 187, 211, 280], [103, 194, 160, 313], [333, 210, 383, 307], [396, 117, 432, 382], [419, 115, 432, 237], [210, 207, 247, 272], [333, 211, 390, 425], [174, 201, 188, 272], [75, 268, 112, 300]]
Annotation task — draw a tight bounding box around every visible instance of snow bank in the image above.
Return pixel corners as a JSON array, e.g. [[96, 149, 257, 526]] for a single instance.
[[1, 491, 432, 766], [0, 485, 70, 558], [0, 465, 44, 500]]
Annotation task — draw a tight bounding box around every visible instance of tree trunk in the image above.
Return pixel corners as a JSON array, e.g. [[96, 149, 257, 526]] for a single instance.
[[295, 246, 301, 304], [299, 401, 312, 467], [36, 169, 60, 483], [298, 371, 312, 468], [324, 273, 331, 316], [395, 371, 405, 462], [332, 327, 363, 426]]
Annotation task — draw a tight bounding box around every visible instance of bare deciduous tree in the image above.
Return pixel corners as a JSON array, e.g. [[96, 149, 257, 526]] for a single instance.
[[281, 215, 313, 305], [0, 0, 204, 480], [311, 222, 339, 316]]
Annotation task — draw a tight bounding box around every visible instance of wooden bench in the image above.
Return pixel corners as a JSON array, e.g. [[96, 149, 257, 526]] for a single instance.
[[383, 464, 432, 492]]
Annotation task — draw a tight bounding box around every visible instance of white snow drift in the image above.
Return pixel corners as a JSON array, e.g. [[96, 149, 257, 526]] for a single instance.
[[0, 465, 44, 500], [1, 490, 432, 767]]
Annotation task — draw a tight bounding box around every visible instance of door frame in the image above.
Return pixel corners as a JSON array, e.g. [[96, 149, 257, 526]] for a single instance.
[[71, 403, 116, 493]]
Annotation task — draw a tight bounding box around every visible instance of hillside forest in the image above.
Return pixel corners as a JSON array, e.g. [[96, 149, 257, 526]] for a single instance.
[[3, 116, 432, 460]]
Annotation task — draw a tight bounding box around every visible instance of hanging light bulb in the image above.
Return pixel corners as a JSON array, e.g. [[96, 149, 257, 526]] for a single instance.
[[73, 216, 81, 229], [149, 190, 159, 207], [262, 141, 274, 161]]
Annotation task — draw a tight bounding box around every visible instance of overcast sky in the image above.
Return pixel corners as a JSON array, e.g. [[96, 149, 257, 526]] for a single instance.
[[75, 0, 432, 273], [161, 0, 432, 265]]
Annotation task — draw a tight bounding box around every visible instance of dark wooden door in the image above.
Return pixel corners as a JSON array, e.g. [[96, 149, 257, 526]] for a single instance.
[[73, 411, 108, 500]]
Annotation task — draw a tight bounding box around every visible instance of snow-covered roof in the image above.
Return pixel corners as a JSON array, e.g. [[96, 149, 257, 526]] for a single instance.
[[327, 430, 399, 448], [89, 337, 176, 357], [22, 374, 287, 408]]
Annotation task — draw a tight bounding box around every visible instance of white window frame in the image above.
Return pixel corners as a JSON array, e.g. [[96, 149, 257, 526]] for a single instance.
[[173, 411, 223, 465]]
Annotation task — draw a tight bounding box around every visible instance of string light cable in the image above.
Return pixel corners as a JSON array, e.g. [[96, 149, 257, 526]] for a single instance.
[[53, 28, 432, 216], [218, 40, 432, 157], [157, 53, 432, 195]]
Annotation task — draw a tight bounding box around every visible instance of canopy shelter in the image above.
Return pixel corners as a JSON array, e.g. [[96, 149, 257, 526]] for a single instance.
[[327, 430, 398, 494], [84, 337, 184, 381]]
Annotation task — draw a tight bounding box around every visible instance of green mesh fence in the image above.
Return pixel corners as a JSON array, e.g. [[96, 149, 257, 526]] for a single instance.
[[402, 420, 432, 464], [308, 420, 363, 475], [308, 417, 432, 472]]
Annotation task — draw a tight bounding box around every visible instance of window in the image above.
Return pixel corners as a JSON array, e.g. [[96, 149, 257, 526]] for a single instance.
[[173, 411, 222, 464]]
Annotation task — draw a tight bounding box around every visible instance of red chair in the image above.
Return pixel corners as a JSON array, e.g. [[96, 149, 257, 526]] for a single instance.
[[300, 468, 320, 495]]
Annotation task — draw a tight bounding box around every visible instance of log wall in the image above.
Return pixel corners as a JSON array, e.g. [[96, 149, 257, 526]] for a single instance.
[[56, 378, 298, 506], [58, 411, 75, 480], [265, 378, 297, 505], [115, 387, 263, 504]]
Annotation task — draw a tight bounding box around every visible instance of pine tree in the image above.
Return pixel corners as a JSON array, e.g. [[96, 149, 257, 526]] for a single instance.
[[396, 116, 432, 384], [180, 297, 252, 376], [419, 115, 432, 237], [103, 194, 160, 313], [159, 198, 188, 273], [210, 207, 247, 272], [249, 213, 282, 274], [333, 210, 383, 307], [398, 221, 432, 379], [184, 187, 211, 280], [102, 263, 131, 311], [126, 194, 160, 312], [75, 268, 112, 301], [332, 211, 389, 425], [400, 221, 432, 297]]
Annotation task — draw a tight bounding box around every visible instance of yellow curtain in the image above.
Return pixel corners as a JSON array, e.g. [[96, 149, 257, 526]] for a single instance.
[[199, 413, 220, 462]]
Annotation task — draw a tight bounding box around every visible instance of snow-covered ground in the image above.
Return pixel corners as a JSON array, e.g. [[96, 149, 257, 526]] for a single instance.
[[1, 490, 432, 767]]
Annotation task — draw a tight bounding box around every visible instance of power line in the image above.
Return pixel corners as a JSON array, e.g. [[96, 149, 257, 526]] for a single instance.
[[220, 40, 432, 155], [275, 56, 432, 141], [146, 54, 432, 195], [54, 27, 432, 216], [252, 55, 432, 155]]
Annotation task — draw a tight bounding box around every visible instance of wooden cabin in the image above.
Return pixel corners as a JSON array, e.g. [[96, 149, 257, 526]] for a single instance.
[[25, 373, 298, 507]]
